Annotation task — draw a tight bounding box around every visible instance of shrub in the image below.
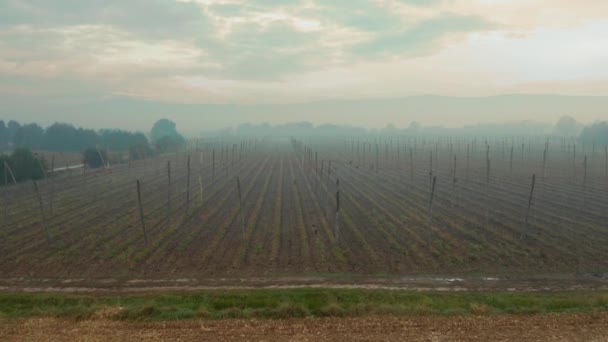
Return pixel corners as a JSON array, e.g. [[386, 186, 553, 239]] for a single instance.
[[0, 148, 45, 184], [83, 148, 107, 168]]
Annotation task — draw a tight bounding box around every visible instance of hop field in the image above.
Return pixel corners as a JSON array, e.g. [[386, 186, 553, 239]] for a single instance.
[[1, 136, 607, 280]]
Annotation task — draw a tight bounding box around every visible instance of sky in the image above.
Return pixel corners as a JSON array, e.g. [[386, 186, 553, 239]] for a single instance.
[[1, 0, 607, 130]]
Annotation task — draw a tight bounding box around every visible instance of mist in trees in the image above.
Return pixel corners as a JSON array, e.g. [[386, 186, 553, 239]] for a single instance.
[[151, 119, 184, 143], [580, 121, 608, 145], [0, 120, 150, 153], [151, 119, 185, 153], [13, 123, 45, 149], [554, 116, 582, 136]]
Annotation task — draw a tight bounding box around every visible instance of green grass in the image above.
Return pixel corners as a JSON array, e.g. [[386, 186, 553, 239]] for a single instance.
[[0, 289, 607, 321]]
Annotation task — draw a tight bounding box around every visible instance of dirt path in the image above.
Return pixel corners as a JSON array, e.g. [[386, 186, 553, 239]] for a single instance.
[[1, 274, 607, 294], [3, 313, 608, 342]]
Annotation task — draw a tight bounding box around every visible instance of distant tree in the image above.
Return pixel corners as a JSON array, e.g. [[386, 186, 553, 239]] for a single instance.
[[44, 123, 83, 151], [555, 116, 580, 136], [99, 129, 148, 151], [13, 123, 44, 149], [151, 119, 184, 144], [155, 136, 182, 153], [78, 128, 99, 149], [129, 143, 155, 160], [579, 121, 608, 146], [0, 154, 8, 184], [7, 120, 21, 144], [0, 148, 45, 184], [408, 121, 421, 132], [0, 120, 7, 149], [83, 148, 107, 168]]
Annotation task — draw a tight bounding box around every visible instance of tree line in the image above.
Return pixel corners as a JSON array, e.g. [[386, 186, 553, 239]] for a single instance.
[[0, 118, 186, 152], [0, 121, 148, 152], [0, 118, 186, 185]]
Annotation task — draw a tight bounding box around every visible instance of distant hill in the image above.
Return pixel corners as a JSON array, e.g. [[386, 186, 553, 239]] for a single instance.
[[3, 94, 607, 134]]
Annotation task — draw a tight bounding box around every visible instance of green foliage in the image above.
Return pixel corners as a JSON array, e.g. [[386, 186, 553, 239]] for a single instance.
[[0, 120, 150, 153], [44, 123, 97, 152], [1, 290, 607, 321], [0, 148, 45, 185], [99, 129, 148, 151], [83, 148, 107, 169], [13, 123, 44, 149], [151, 119, 185, 144], [155, 135, 182, 153], [6, 121, 20, 145], [129, 143, 156, 160]]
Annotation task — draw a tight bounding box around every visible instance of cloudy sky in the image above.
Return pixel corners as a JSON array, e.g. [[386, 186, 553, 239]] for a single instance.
[[1, 0, 607, 129]]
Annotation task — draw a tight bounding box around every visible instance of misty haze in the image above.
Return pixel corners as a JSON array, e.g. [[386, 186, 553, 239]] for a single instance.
[[1, 1, 608, 341]]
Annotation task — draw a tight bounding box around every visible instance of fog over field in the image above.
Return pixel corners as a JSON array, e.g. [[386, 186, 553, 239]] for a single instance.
[[3, 94, 608, 134], [3, 2, 608, 336]]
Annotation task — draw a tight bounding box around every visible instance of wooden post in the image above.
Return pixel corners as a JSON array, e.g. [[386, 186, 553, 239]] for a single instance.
[[199, 175, 204, 204], [542, 147, 547, 179], [582, 155, 588, 209], [3, 162, 9, 227], [583, 155, 588, 191], [4, 161, 17, 185], [485, 144, 491, 226], [375, 144, 379, 171], [335, 178, 341, 244], [37, 158, 47, 180], [186, 155, 191, 212], [605, 146, 607, 178], [451, 156, 457, 208], [236, 176, 245, 235], [428, 176, 437, 247], [409, 147, 414, 182], [136, 180, 148, 245], [429, 151, 433, 189], [522, 174, 536, 239], [49, 155, 55, 216], [326, 161, 332, 220], [510, 146, 514, 176], [466, 144, 470, 182], [96, 147, 106, 169], [167, 161, 172, 225], [33, 181, 52, 246]]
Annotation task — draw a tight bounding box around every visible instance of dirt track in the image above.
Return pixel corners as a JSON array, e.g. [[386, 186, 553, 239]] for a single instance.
[[2, 274, 607, 294], [3, 313, 608, 342]]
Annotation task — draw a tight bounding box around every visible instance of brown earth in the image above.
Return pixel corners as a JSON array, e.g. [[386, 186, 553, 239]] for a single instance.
[[3, 313, 608, 342]]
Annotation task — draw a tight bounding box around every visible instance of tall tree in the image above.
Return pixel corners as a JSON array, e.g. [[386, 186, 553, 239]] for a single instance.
[[0, 120, 7, 149], [555, 116, 580, 136], [151, 119, 184, 144], [7, 120, 21, 144], [13, 123, 44, 149], [1, 148, 45, 184]]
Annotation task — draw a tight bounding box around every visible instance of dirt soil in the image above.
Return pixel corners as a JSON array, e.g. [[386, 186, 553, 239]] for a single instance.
[[1, 274, 607, 293], [3, 313, 608, 342]]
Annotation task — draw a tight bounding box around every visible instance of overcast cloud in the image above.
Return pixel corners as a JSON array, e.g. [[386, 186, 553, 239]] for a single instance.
[[1, 0, 607, 129]]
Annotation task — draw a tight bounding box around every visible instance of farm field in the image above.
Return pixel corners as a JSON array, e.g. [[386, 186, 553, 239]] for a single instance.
[[1, 136, 607, 285]]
